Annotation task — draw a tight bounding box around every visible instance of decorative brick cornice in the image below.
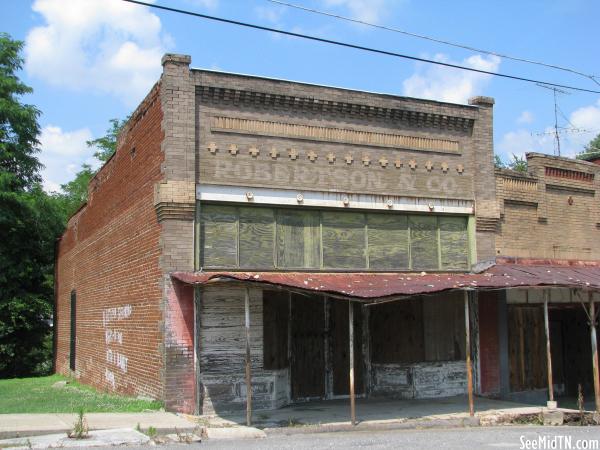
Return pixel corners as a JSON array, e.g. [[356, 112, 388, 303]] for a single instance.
[[476, 217, 499, 232], [155, 202, 195, 222], [197, 85, 475, 133], [154, 181, 195, 222]]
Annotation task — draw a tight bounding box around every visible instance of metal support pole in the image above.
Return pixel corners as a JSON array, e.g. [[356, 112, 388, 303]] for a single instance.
[[464, 290, 474, 417], [244, 287, 252, 426], [589, 293, 600, 414], [543, 291, 554, 404], [349, 301, 356, 425]]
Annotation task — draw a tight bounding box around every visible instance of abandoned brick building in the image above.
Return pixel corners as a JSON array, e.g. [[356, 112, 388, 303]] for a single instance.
[[55, 54, 600, 419]]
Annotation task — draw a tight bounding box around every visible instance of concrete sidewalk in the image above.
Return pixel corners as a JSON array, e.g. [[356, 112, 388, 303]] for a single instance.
[[0, 411, 198, 439]]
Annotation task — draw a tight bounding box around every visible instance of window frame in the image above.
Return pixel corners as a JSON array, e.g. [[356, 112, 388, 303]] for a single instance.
[[199, 202, 471, 272]]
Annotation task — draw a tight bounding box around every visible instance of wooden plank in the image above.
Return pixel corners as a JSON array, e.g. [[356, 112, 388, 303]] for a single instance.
[[366, 214, 409, 269], [370, 299, 424, 364], [244, 288, 252, 426], [590, 293, 600, 413], [291, 294, 326, 399], [422, 293, 465, 362], [464, 291, 474, 416], [322, 211, 366, 269], [239, 207, 275, 268], [362, 305, 371, 397], [377, 299, 424, 363], [200, 205, 238, 267], [332, 301, 364, 396], [439, 216, 469, 270], [409, 216, 439, 270], [349, 301, 356, 425], [262, 290, 289, 370], [276, 209, 320, 268], [543, 292, 554, 402]]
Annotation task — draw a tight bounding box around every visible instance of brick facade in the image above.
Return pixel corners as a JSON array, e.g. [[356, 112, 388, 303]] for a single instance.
[[495, 153, 600, 260], [55, 83, 165, 399], [54, 53, 600, 413]]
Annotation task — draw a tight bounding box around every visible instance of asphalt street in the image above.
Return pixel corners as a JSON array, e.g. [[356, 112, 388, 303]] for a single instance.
[[86, 426, 600, 449]]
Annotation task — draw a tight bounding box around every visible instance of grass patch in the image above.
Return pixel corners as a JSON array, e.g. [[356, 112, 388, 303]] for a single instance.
[[0, 374, 162, 413]]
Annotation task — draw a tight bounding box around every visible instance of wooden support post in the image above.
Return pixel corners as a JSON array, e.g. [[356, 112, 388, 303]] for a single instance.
[[349, 301, 356, 425], [464, 290, 474, 417], [543, 291, 554, 404], [589, 293, 600, 414], [244, 287, 252, 427]]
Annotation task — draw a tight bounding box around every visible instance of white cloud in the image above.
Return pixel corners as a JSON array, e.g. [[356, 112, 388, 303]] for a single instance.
[[497, 129, 554, 160], [570, 99, 600, 133], [38, 125, 94, 192], [517, 110, 534, 125], [402, 53, 501, 104], [323, 0, 392, 24], [25, 0, 171, 106], [497, 98, 600, 160]]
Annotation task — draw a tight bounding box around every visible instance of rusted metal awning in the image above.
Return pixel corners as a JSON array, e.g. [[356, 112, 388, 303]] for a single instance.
[[172, 258, 600, 302]]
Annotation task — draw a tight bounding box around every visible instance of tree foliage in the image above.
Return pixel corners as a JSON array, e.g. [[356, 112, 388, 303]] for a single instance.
[[56, 118, 127, 219], [0, 34, 64, 377], [87, 118, 127, 163], [494, 153, 528, 173], [0, 33, 42, 191], [576, 132, 600, 161]]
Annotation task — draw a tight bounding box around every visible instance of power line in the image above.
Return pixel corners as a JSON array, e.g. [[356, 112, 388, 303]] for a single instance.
[[122, 0, 600, 95], [266, 0, 600, 87]]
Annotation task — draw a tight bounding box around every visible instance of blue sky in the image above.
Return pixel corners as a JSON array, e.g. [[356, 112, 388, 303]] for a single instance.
[[3, 0, 600, 191]]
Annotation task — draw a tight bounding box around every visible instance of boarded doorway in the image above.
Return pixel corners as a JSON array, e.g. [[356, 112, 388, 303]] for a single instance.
[[291, 294, 326, 400], [331, 301, 364, 396], [550, 307, 593, 397], [508, 306, 547, 392]]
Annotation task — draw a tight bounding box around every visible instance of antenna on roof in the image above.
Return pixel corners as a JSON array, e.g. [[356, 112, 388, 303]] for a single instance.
[[535, 83, 572, 156]]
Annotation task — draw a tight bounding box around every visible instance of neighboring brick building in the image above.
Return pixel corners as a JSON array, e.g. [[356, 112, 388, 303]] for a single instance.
[[55, 54, 600, 416]]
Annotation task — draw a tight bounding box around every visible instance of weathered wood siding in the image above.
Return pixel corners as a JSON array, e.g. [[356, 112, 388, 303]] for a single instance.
[[197, 286, 289, 414], [371, 361, 467, 398]]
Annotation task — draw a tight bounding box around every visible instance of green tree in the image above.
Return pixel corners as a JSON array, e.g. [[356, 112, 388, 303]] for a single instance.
[[494, 154, 505, 169], [495, 154, 528, 173], [0, 33, 42, 190], [56, 118, 126, 218], [507, 154, 527, 173], [56, 163, 95, 218], [0, 34, 64, 377], [576, 133, 600, 161], [87, 118, 127, 163]]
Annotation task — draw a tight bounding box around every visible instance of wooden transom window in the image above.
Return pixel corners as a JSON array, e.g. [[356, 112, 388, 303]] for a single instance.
[[199, 204, 470, 271]]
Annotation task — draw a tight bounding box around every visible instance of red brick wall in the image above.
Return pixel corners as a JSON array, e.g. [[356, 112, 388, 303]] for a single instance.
[[479, 292, 500, 394], [55, 83, 165, 400], [164, 280, 195, 412]]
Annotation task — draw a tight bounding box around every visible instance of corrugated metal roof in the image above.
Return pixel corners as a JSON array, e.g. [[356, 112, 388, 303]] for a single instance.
[[172, 259, 600, 301]]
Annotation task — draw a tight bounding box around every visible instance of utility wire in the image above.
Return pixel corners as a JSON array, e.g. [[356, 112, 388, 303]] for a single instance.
[[267, 0, 600, 87], [122, 0, 600, 95]]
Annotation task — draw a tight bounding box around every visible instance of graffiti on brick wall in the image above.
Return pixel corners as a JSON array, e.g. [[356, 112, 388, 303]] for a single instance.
[[103, 304, 132, 389]]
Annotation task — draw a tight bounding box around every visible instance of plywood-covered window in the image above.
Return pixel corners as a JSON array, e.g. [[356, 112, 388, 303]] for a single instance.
[[239, 207, 275, 268], [199, 204, 470, 271], [276, 210, 320, 269], [200, 205, 238, 267], [439, 216, 469, 270], [368, 214, 409, 270], [409, 215, 438, 270], [322, 211, 366, 269]]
